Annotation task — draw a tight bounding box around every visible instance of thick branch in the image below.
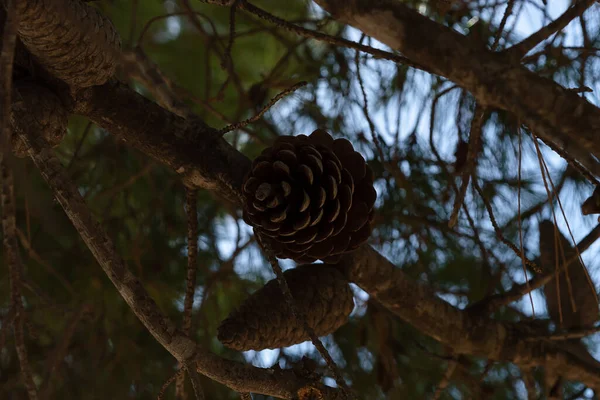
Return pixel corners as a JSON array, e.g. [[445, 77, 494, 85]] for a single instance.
[[15, 129, 339, 399], [71, 81, 600, 389], [73, 80, 250, 202], [336, 246, 600, 386], [313, 0, 600, 175]]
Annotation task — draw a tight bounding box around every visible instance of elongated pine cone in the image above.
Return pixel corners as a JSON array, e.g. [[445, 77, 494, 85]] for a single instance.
[[16, 0, 121, 88], [539, 220, 599, 329], [10, 82, 68, 158], [242, 130, 376, 263], [581, 185, 600, 216], [217, 264, 354, 351]]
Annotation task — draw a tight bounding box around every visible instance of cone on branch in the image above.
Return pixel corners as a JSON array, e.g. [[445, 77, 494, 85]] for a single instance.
[[538, 220, 600, 400], [217, 264, 354, 351], [539, 220, 599, 329], [581, 185, 600, 217], [15, 0, 121, 88], [10, 81, 68, 158], [242, 129, 377, 263]]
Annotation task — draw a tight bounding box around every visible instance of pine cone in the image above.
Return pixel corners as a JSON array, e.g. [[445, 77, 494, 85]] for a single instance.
[[16, 0, 121, 88], [242, 130, 376, 263], [539, 220, 599, 329], [581, 185, 600, 216], [10, 81, 68, 158], [217, 264, 354, 351]]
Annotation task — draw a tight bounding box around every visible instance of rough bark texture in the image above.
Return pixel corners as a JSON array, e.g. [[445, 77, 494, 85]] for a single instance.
[[336, 246, 600, 386], [7, 0, 600, 396], [313, 0, 600, 174], [73, 80, 249, 203], [70, 80, 600, 389], [10, 81, 68, 157], [22, 140, 340, 398], [13, 108, 341, 399]]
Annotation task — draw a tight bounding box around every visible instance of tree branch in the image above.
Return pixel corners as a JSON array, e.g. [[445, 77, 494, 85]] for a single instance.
[[70, 80, 600, 390], [505, 0, 597, 60], [336, 246, 600, 387], [1, 159, 38, 400], [73, 80, 251, 202], [312, 0, 600, 178], [471, 223, 600, 313], [15, 129, 341, 399]]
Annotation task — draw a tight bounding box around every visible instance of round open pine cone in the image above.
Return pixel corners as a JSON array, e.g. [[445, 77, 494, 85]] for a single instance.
[[242, 130, 376, 263], [217, 264, 354, 351]]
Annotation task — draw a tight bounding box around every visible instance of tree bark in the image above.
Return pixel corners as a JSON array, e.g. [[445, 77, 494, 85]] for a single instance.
[[313, 0, 600, 174], [72, 80, 600, 389]]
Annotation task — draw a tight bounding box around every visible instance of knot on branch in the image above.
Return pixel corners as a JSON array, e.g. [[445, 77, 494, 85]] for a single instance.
[[10, 81, 68, 157]]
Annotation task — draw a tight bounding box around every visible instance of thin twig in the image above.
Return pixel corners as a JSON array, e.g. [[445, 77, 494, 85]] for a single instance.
[[138, 11, 216, 45], [517, 126, 535, 316], [158, 368, 185, 400], [470, 224, 600, 313], [183, 188, 199, 336], [238, 0, 428, 72], [522, 368, 538, 400], [492, 0, 515, 50], [16, 228, 76, 296], [128, 0, 139, 46], [534, 134, 600, 185], [41, 305, 90, 400], [176, 188, 201, 399], [533, 136, 599, 317], [185, 364, 205, 400], [13, 301, 38, 400], [255, 232, 353, 399], [218, 81, 307, 135], [222, 0, 239, 70], [524, 325, 600, 341], [355, 36, 387, 167], [2, 162, 38, 400], [2, 6, 36, 395], [449, 106, 484, 228], [500, 165, 570, 229], [95, 162, 153, 200], [0, 307, 16, 353], [432, 358, 457, 400], [0, 0, 17, 159], [505, 0, 597, 59], [472, 179, 541, 272], [66, 121, 93, 170], [121, 47, 191, 117], [16, 124, 331, 398]]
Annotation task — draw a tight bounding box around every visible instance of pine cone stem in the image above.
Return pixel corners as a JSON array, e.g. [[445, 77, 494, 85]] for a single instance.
[[256, 233, 352, 397]]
